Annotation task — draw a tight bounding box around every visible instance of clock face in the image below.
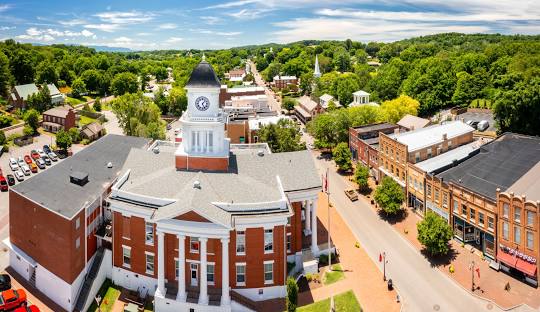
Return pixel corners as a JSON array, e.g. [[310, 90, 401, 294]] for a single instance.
[[195, 96, 210, 111]]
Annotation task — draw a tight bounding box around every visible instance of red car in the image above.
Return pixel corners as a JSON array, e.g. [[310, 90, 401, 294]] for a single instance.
[[14, 305, 40, 312], [0, 289, 27, 310], [24, 155, 32, 165], [30, 151, 40, 161], [0, 176, 7, 192]]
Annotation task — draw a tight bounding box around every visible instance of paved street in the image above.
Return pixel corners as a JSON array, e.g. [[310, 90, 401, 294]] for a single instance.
[[248, 60, 281, 113], [309, 149, 534, 312]]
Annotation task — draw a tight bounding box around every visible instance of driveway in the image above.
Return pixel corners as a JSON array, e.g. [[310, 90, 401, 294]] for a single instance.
[[308, 146, 533, 312]]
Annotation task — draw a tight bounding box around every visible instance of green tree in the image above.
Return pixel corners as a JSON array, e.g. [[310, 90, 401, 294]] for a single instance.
[[36, 61, 59, 84], [417, 211, 453, 256], [494, 78, 540, 136], [68, 127, 81, 143], [336, 73, 361, 106], [451, 69, 488, 107], [332, 142, 352, 172], [258, 119, 305, 153], [168, 87, 188, 116], [333, 47, 351, 72], [23, 109, 40, 134], [286, 277, 298, 312], [71, 78, 87, 98], [154, 66, 168, 81], [354, 164, 369, 191], [380, 95, 419, 123], [374, 177, 405, 215], [111, 92, 165, 139], [0, 130, 6, 145], [0, 51, 11, 97], [56, 128, 72, 151], [282, 97, 297, 112], [10, 50, 35, 84], [154, 87, 169, 115], [111, 72, 139, 96], [93, 97, 102, 112], [0, 115, 14, 128]]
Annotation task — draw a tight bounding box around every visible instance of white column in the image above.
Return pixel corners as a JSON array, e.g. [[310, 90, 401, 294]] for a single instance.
[[157, 231, 165, 296], [305, 200, 311, 234], [176, 235, 186, 302], [311, 199, 319, 254], [221, 238, 231, 306], [198, 238, 209, 305]]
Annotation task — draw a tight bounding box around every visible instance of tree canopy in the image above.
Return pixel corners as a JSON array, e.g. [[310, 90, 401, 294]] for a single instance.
[[111, 92, 166, 139], [332, 142, 353, 172], [258, 119, 306, 153], [417, 211, 453, 256], [374, 177, 405, 215]]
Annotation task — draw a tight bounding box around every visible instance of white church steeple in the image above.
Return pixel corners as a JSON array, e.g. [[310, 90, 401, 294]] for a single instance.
[[314, 55, 321, 78]]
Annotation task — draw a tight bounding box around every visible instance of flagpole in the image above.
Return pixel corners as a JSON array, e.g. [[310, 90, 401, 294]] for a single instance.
[[327, 167, 332, 272]]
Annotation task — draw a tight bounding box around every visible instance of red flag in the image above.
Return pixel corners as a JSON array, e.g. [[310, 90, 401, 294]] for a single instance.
[[476, 267, 480, 278], [379, 253, 382, 262]]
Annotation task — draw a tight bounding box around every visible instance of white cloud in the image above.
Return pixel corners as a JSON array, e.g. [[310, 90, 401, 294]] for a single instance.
[[190, 28, 242, 36], [81, 29, 94, 37], [167, 37, 183, 43], [202, 0, 261, 10], [0, 26, 15, 31], [226, 9, 270, 20], [94, 11, 154, 24], [58, 18, 86, 26], [114, 36, 133, 43], [200, 16, 222, 25], [84, 24, 120, 32], [0, 4, 11, 12], [158, 23, 177, 29], [137, 32, 152, 36]]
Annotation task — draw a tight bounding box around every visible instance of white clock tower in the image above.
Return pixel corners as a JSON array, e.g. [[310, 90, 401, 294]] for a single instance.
[[175, 60, 230, 171]]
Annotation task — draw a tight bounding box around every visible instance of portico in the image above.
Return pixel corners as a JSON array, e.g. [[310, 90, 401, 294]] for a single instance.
[[154, 218, 232, 311]]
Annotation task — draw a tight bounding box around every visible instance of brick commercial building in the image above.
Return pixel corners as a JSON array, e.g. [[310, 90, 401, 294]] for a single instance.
[[349, 123, 398, 179], [378, 121, 474, 188], [6, 135, 149, 311], [42, 105, 76, 133], [271, 75, 297, 90], [219, 85, 265, 107]]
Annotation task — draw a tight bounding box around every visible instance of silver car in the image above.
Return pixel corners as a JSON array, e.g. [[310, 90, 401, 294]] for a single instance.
[[21, 164, 31, 176], [17, 157, 25, 168], [47, 152, 58, 161], [14, 170, 24, 181]]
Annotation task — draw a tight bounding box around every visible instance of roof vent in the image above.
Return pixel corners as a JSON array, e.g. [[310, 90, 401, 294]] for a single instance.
[[107, 162, 113, 168], [257, 150, 265, 157], [153, 146, 160, 154], [70, 171, 89, 187], [193, 180, 201, 189]]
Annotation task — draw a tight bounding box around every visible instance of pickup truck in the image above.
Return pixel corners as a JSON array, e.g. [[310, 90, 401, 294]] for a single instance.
[[344, 189, 358, 201]]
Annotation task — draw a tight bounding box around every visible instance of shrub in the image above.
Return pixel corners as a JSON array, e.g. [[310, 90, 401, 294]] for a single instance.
[[318, 253, 337, 266], [286, 277, 298, 312]]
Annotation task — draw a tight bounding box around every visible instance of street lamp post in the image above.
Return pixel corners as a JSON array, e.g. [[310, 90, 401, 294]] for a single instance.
[[470, 260, 475, 292], [381, 251, 388, 281]]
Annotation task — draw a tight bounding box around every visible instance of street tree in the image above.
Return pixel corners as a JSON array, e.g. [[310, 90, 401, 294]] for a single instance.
[[23, 109, 40, 134], [374, 177, 405, 215], [417, 211, 453, 256], [93, 97, 102, 112], [332, 142, 352, 172], [354, 164, 370, 191], [111, 72, 139, 96], [56, 129, 73, 151]]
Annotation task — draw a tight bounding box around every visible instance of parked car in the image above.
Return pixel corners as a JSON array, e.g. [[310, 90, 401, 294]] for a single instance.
[[344, 189, 358, 201], [6, 175, 15, 186], [477, 120, 489, 131], [0, 176, 7, 191], [42, 156, 51, 166], [56, 149, 68, 159], [0, 289, 27, 311], [43, 145, 51, 154], [8, 158, 18, 171], [37, 149, 47, 159], [30, 163, 38, 173], [30, 150, 40, 161], [17, 157, 25, 168], [47, 152, 58, 162], [14, 170, 24, 182], [23, 155, 32, 165], [14, 305, 40, 312], [35, 158, 46, 169], [20, 165, 30, 176], [0, 274, 11, 292]]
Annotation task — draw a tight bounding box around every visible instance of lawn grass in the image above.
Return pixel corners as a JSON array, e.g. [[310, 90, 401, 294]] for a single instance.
[[87, 279, 122, 312], [323, 264, 345, 285], [79, 115, 97, 126], [297, 290, 361, 312], [67, 96, 85, 106]]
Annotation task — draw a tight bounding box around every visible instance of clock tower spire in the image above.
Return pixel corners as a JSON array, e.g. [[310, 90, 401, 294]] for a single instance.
[[175, 60, 230, 171]]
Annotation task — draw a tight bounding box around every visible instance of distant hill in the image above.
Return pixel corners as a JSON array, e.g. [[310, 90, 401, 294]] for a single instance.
[[88, 45, 132, 52]]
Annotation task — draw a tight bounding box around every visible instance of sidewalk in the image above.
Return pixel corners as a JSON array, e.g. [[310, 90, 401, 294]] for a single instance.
[[298, 192, 400, 312], [357, 178, 540, 310]]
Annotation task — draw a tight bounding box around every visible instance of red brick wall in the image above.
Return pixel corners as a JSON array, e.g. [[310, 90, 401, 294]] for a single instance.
[[9, 191, 85, 284], [65, 109, 76, 130], [175, 155, 229, 172]]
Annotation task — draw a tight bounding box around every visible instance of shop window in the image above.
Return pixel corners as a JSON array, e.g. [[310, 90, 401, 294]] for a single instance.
[[514, 226, 521, 244], [502, 222, 509, 240], [514, 207, 521, 223], [527, 231, 534, 250]]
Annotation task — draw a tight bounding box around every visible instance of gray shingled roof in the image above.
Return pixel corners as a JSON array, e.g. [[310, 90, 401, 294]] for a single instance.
[[111, 147, 321, 224], [186, 61, 221, 88], [437, 133, 540, 200], [12, 135, 149, 219], [14, 84, 39, 100]]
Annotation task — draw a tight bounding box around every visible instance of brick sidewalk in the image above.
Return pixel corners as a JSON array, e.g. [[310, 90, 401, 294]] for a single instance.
[[298, 192, 401, 312]]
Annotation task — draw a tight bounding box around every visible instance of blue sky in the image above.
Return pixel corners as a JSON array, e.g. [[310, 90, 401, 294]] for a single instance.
[[0, 0, 539, 50]]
